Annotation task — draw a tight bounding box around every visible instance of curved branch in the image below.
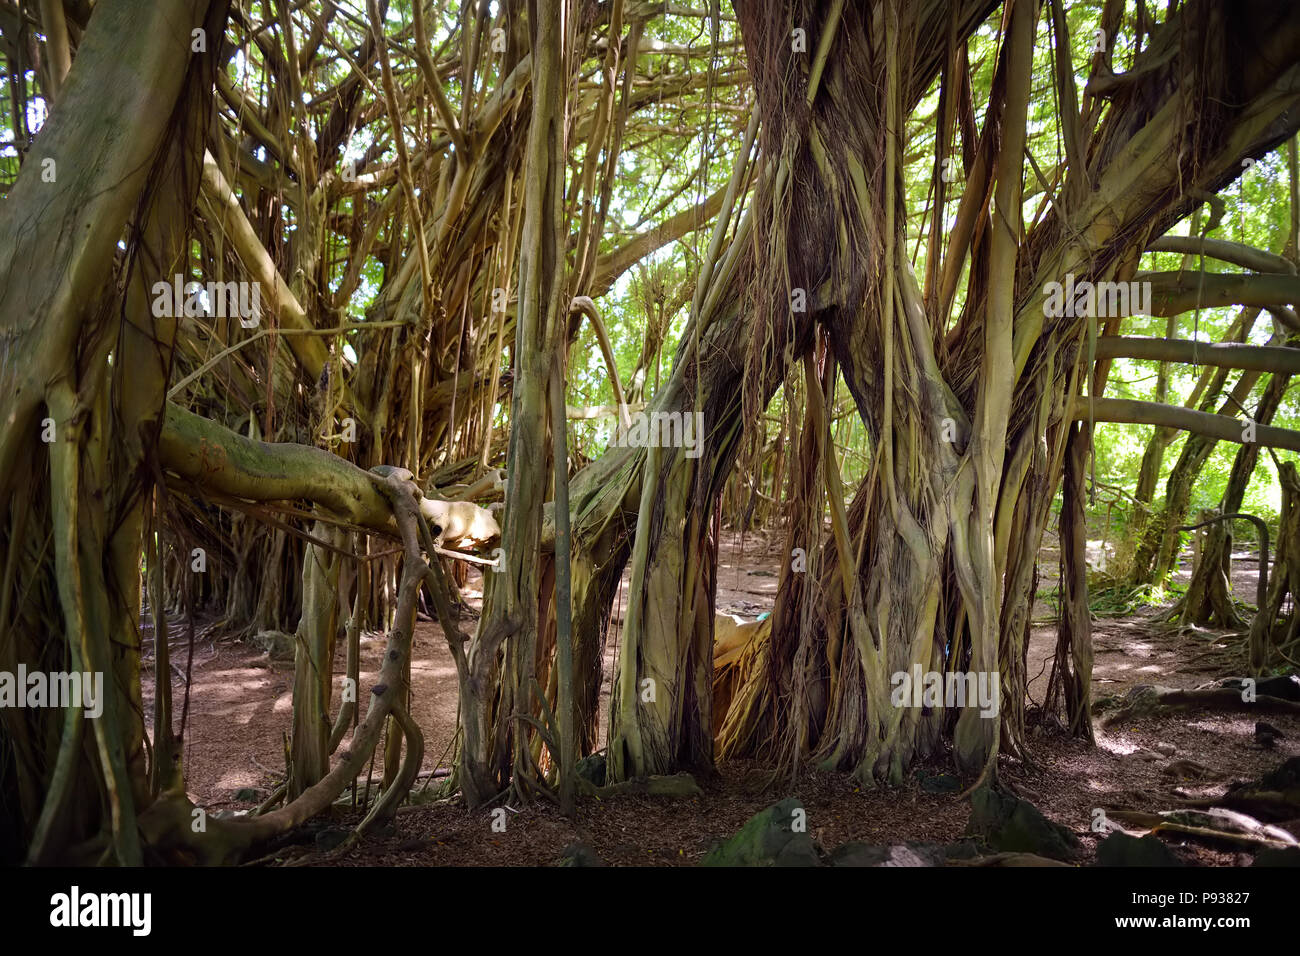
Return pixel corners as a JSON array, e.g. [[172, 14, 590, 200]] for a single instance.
[[588, 183, 729, 297], [199, 150, 331, 383], [1094, 336, 1300, 373], [159, 403, 395, 529], [570, 295, 628, 425], [1148, 236, 1296, 275], [1079, 397, 1300, 453]]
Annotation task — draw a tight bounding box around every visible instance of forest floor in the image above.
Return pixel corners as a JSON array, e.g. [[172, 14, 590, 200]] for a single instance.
[[142, 529, 1300, 866]]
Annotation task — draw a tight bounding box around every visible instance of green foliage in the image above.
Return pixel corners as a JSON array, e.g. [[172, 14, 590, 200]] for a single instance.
[[1090, 140, 1300, 533], [1088, 582, 1184, 617]]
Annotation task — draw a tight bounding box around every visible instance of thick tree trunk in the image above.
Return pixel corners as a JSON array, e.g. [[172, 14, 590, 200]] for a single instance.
[[462, 0, 573, 806], [0, 0, 227, 865], [690, 0, 1300, 788]]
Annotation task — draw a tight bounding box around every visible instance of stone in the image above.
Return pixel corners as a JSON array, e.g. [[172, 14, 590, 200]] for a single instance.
[[1096, 832, 1184, 867], [966, 786, 1078, 861], [557, 842, 603, 867], [575, 752, 606, 786], [251, 629, 295, 661], [701, 798, 820, 867], [828, 842, 947, 866], [918, 770, 962, 793]]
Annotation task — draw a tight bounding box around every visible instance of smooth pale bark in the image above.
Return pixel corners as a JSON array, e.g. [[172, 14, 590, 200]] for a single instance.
[[105, 6, 232, 838], [0, 0, 214, 502], [1129, 215, 1204, 508], [38, 0, 72, 97], [199, 151, 330, 383], [160, 404, 476, 543], [289, 523, 343, 799], [956, 0, 1037, 774]]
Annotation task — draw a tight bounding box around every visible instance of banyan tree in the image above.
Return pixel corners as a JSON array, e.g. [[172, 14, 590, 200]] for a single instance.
[[2, 0, 1300, 865]]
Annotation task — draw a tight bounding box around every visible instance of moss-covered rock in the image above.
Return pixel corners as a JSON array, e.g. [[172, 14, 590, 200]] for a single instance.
[[966, 786, 1078, 861], [701, 798, 820, 867]]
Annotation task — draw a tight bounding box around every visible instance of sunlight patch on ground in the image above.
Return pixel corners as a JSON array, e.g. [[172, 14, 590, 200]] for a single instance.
[[206, 667, 274, 687], [411, 663, 458, 679], [1187, 717, 1249, 736], [1096, 735, 1141, 756], [197, 672, 282, 717], [1085, 538, 1117, 571], [190, 698, 277, 726], [213, 770, 260, 792]]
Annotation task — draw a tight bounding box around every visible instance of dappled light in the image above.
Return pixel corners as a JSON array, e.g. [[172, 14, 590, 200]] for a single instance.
[[0, 0, 1298, 909]]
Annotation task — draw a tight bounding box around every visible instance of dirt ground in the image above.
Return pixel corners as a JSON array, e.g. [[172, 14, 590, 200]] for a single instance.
[[141, 530, 1300, 866]]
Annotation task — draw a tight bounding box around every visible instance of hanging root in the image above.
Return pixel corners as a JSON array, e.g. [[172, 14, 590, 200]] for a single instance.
[[136, 468, 434, 864]]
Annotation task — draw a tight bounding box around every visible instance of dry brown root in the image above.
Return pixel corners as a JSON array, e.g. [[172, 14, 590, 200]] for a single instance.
[[1103, 806, 1298, 852], [1168, 757, 1300, 822], [1151, 820, 1294, 850], [1099, 684, 1300, 728]]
